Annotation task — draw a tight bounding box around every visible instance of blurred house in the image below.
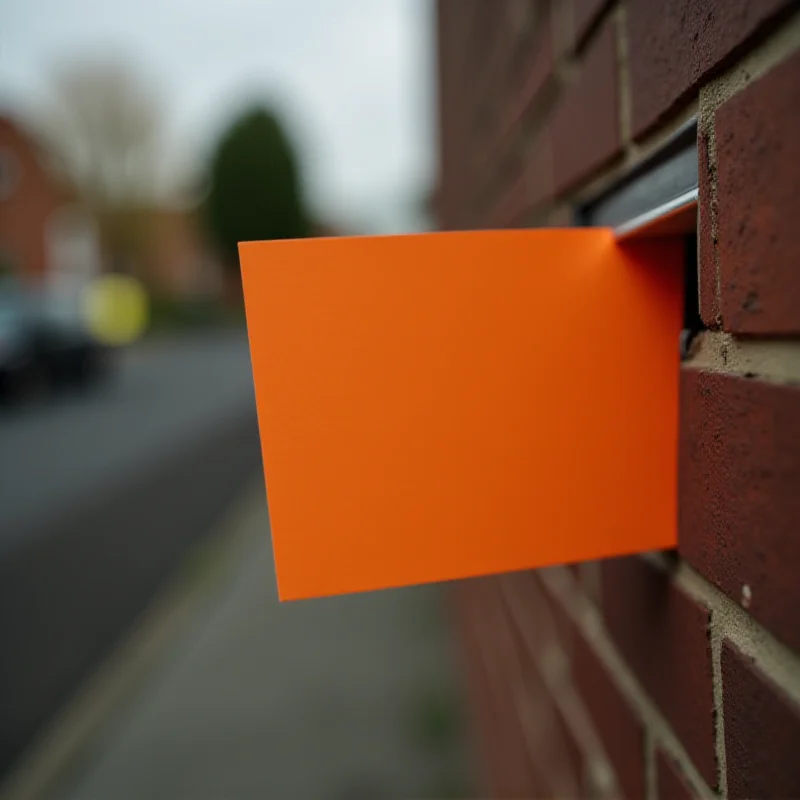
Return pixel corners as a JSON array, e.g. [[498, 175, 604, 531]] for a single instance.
[[91, 202, 226, 304], [0, 115, 225, 307], [0, 115, 102, 291], [148, 207, 224, 302]]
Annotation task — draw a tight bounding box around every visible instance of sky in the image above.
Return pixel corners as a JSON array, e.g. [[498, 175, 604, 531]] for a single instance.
[[0, 0, 435, 233]]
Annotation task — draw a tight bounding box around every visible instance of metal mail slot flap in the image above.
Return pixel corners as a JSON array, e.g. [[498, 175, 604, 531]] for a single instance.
[[580, 118, 698, 239]]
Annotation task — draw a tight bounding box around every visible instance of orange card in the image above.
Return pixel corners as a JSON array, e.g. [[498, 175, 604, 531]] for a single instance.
[[239, 230, 683, 600]]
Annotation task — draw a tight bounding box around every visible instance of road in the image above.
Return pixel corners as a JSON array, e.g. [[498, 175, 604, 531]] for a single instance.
[[0, 328, 257, 549], [0, 328, 264, 780]]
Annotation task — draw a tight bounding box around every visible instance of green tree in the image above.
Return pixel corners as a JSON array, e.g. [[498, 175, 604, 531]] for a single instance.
[[204, 106, 310, 270]]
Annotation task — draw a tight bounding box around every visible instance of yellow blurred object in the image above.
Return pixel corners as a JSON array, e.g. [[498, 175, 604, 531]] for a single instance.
[[82, 274, 149, 345]]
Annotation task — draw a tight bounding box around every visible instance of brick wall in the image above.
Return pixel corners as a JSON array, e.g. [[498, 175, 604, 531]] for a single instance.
[[0, 117, 74, 281], [436, 2, 800, 797]]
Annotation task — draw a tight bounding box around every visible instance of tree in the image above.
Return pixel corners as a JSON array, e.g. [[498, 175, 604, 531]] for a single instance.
[[203, 106, 310, 270], [39, 59, 162, 207], [37, 60, 164, 279]]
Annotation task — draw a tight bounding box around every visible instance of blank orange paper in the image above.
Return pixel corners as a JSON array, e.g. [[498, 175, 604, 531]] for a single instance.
[[239, 230, 683, 600]]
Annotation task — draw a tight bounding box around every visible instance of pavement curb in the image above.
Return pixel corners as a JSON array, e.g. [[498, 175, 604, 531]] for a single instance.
[[0, 477, 267, 800]]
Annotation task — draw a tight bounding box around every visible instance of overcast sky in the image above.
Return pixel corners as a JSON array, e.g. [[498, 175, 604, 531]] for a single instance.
[[0, 0, 435, 232]]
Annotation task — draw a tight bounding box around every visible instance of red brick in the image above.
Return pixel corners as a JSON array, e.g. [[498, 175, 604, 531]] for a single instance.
[[0, 118, 78, 281], [492, 6, 554, 160], [722, 641, 800, 800], [503, 569, 575, 666], [499, 572, 554, 661], [505, 597, 584, 797], [573, 631, 645, 799], [516, 9, 554, 104], [715, 50, 800, 334], [475, 659, 531, 796], [489, 165, 529, 228], [487, 127, 554, 228], [474, 580, 546, 798], [540, 577, 576, 659], [473, 646, 529, 797], [454, 590, 502, 796], [656, 750, 698, 800], [572, 0, 613, 51], [697, 130, 720, 328], [601, 557, 716, 786], [472, 2, 512, 114], [679, 369, 800, 650], [576, 561, 603, 608], [546, 205, 573, 227], [486, 575, 583, 797], [526, 127, 555, 209], [552, 21, 620, 194], [627, 0, 795, 138], [435, 1, 465, 230]]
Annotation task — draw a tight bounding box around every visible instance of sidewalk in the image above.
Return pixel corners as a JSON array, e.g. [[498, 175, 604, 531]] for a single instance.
[[35, 481, 473, 800]]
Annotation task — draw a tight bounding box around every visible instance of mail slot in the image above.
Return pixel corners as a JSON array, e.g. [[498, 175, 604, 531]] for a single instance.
[[580, 117, 706, 360], [240, 231, 684, 600], [579, 117, 699, 238], [237, 118, 710, 603]]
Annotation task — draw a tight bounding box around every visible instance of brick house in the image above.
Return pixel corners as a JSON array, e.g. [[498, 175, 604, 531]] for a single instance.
[[437, 2, 800, 798], [147, 207, 224, 301], [0, 115, 102, 289], [0, 115, 227, 306]]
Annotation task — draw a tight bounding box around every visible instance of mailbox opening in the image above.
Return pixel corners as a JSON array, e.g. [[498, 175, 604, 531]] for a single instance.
[[578, 117, 707, 359]]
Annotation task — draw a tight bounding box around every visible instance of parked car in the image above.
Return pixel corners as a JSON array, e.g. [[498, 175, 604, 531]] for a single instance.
[[0, 279, 111, 405], [0, 291, 37, 403]]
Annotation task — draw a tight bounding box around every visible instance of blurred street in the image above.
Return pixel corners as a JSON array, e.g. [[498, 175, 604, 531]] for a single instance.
[[45, 483, 471, 800], [0, 2, 467, 796], [0, 328, 474, 799], [0, 328, 264, 780], [0, 328, 256, 548]]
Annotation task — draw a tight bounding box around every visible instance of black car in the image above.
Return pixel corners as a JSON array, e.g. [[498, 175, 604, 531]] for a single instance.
[[0, 280, 110, 405], [0, 292, 37, 402]]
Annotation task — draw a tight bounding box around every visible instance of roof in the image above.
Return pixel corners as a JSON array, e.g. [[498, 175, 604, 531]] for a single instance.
[[0, 113, 82, 206]]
